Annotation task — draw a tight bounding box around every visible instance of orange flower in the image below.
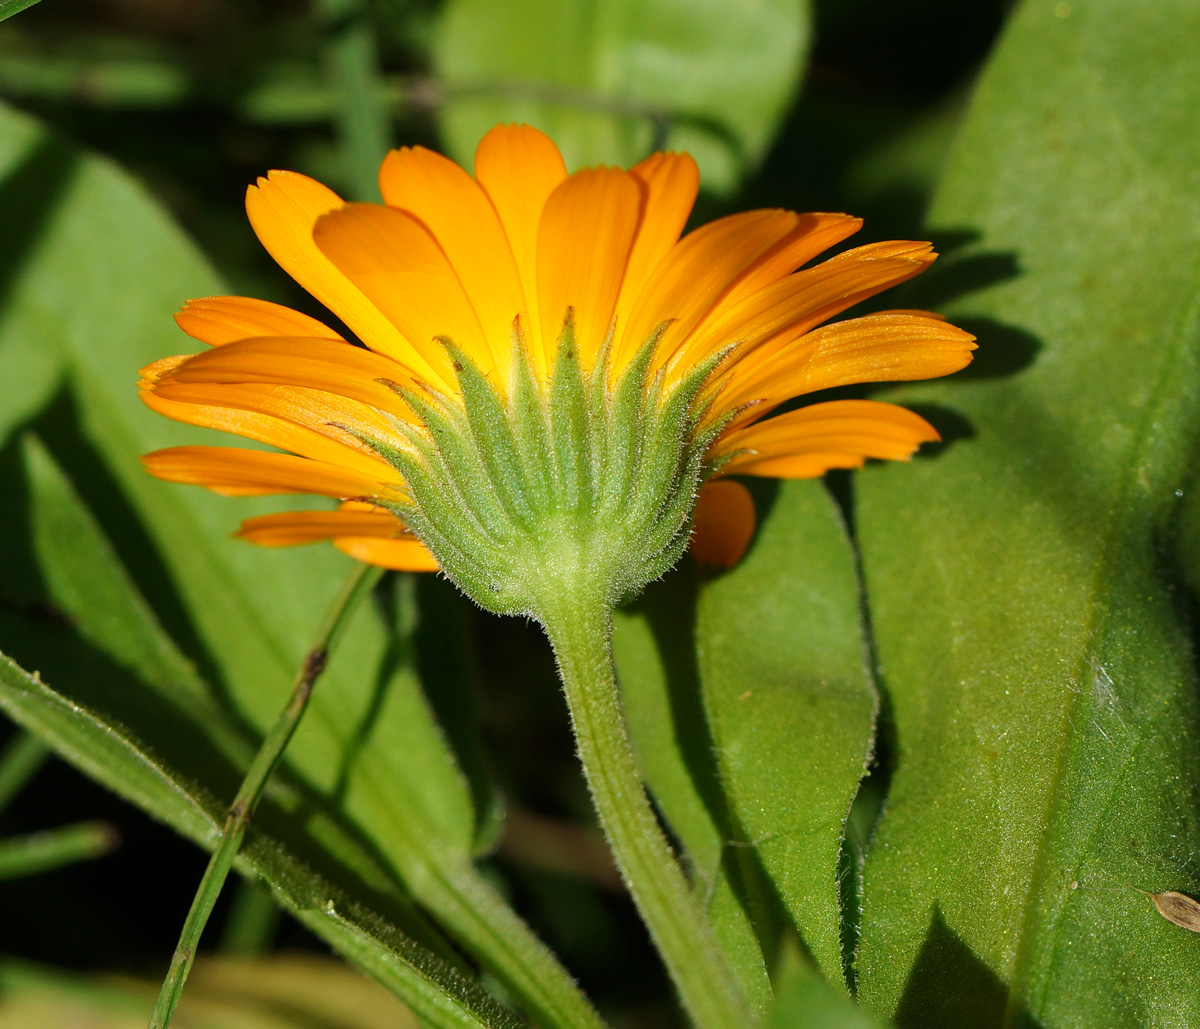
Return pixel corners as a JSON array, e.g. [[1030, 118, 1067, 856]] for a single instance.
[[141, 124, 974, 579]]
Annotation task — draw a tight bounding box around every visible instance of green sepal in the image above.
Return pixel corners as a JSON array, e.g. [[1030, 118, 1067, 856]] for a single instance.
[[507, 328, 554, 514], [443, 339, 538, 528], [548, 313, 593, 515], [599, 327, 662, 513], [624, 355, 717, 536], [391, 387, 511, 543]]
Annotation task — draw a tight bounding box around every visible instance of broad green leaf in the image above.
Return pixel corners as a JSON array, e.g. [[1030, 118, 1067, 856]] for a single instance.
[[696, 480, 876, 985], [0, 101, 599, 1029], [432, 0, 810, 192], [854, 1, 1200, 1024], [615, 480, 877, 1004]]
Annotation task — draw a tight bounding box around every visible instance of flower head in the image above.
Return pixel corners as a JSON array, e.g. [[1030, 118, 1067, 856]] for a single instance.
[[141, 124, 974, 615]]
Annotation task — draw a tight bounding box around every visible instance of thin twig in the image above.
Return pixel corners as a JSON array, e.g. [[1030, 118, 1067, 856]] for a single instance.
[[147, 562, 383, 1029]]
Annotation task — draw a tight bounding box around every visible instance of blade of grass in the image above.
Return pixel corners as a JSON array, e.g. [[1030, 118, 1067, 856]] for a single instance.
[[0, 820, 118, 879], [148, 562, 383, 1029], [0, 0, 44, 24]]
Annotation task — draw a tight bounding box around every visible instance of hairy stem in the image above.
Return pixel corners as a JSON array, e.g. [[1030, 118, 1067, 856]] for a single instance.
[[538, 585, 757, 1029]]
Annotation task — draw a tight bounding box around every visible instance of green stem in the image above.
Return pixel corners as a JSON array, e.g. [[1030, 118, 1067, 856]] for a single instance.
[[315, 0, 392, 202], [538, 586, 757, 1029], [148, 563, 383, 1029]]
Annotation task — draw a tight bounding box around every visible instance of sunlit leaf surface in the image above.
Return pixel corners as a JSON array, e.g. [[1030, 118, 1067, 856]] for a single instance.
[[853, 0, 1200, 1024]]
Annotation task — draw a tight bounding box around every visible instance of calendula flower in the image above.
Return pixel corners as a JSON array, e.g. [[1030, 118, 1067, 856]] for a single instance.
[[140, 123, 973, 612], [138, 123, 976, 1028]]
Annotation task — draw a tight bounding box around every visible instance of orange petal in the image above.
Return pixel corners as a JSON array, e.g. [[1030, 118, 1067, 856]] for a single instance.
[[708, 213, 862, 313], [138, 354, 189, 388], [237, 506, 401, 542], [142, 446, 404, 499], [715, 311, 976, 427], [245, 170, 442, 383], [313, 203, 488, 384], [474, 124, 569, 375], [611, 152, 700, 347], [380, 144, 529, 377], [159, 337, 416, 420], [145, 381, 408, 476], [690, 479, 756, 569], [537, 167, 641, 371], [617, 209, 800, 375], [714, 400, 940, 478], [175, 296, 343, 346], [683, 240, 937, 390], [334, 535, 440, 572]]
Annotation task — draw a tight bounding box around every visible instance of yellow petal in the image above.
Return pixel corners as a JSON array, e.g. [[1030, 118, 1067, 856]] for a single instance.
[[146, 380, 408, 475], [714, 400, 940, 477], [537, 167, 641, 370], [617, 209, 801, 375], [161, 337, 417, 419], [140, 383, 391, 477], [334, 535, 440, 571], [313, 203, 487, 385], [380, 144, 529, 377], [142, 446, 403, 499], [174, 296, 343, 346], [611, 152, 700, 348], [715, 311, 976, 427], [245, 170, 442, 383], [683, 239, 937, 387], [709, 213, 862, 312], [235, 505, 426, 560], [474, 124, 569, 375], [689, 479, 756, 569]]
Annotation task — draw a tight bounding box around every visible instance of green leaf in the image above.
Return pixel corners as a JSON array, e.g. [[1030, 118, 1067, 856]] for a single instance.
[[767, 938, 889, 1029], [0, 0, 44, 25], [614, 480, 877, 1005], [432, 0, 810, 193], [853, 1, 1200, 1024], [0, 100, 599, 1029], [696, 480, 876, 985]]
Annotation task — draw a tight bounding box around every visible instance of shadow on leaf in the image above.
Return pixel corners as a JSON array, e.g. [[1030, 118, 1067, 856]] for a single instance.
[[894, 903, 1042, 1029]]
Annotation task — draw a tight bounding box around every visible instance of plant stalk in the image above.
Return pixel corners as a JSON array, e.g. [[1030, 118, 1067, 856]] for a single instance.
[[538, 585, 757, 1029], [148, 562, 383, 1029]]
